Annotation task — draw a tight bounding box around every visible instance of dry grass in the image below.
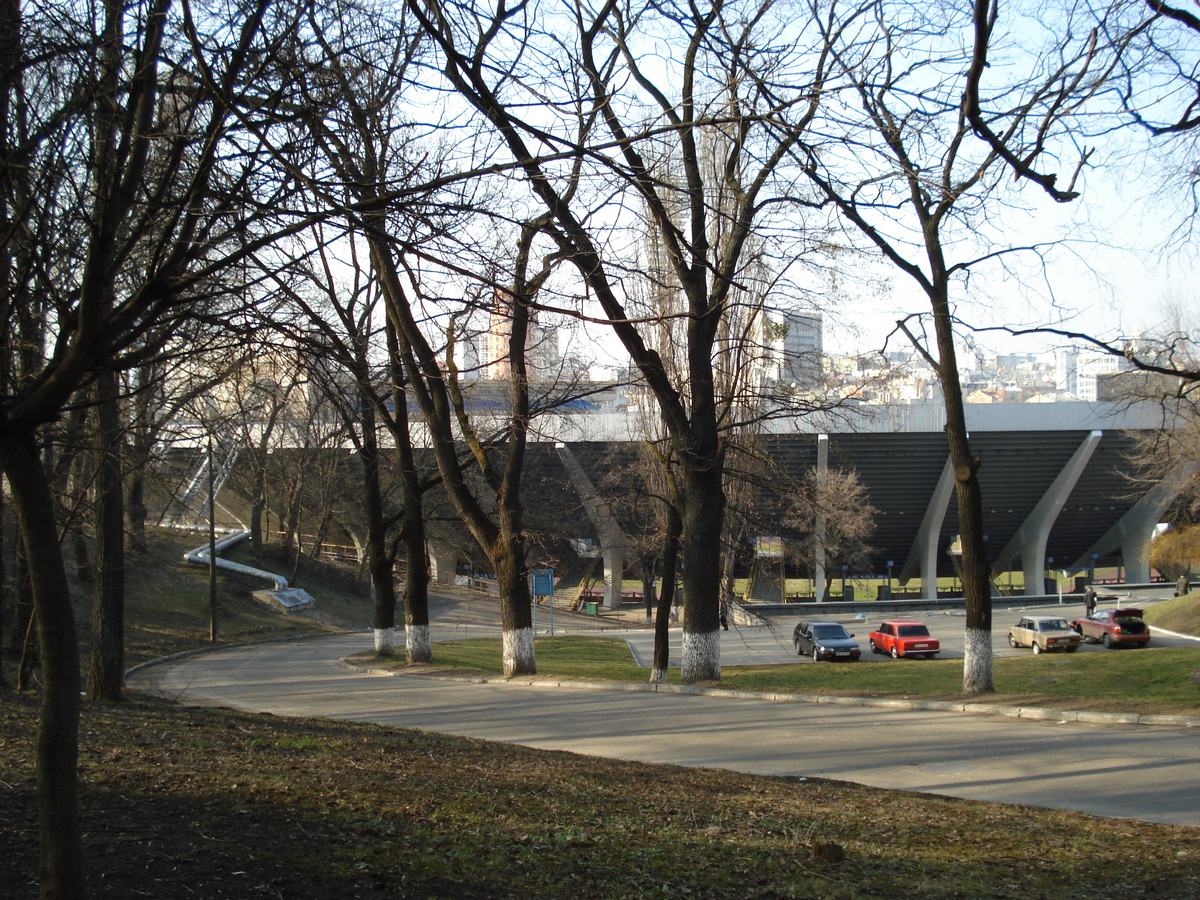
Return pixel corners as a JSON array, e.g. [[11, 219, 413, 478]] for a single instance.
[[3, 691, 1199, 899]]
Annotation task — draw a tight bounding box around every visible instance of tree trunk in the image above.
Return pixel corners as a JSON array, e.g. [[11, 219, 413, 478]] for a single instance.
[[388, 333, 431, 665], [14, 546, 36, 691], [359, 395, 397, 657], [0, 484, 6, 688], [249, 490, 265, 555], [929, 285, 994, 694], [679, 459, 724, 683], [0, 432, 84, 898], [494, 528, 535, 676], [640, 559, 655, 624], [124, 465, 147, 554], [651, 506, 682, 683], [87, 369, 125, 701]]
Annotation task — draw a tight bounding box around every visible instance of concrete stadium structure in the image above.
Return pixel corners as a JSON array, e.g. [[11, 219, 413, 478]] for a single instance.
[[496, 400, 1191, 607]]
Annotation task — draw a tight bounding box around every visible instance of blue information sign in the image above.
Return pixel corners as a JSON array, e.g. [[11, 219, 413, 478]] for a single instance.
[[531, 568, 555, 597]]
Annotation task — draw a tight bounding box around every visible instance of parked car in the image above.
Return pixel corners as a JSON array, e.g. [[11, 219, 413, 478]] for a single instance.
[[868, 620, 940, 659], [1070, 608, 1151, 649], [793, 621, 861, 661], [1007, 615, 1081, 654]]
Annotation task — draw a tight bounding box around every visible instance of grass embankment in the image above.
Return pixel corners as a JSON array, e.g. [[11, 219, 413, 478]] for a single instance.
[[1143, 590, 1200, 635], [118, 531, 369, 666], [3, 692, 1199, 899], [365, 634, 1200, 716]]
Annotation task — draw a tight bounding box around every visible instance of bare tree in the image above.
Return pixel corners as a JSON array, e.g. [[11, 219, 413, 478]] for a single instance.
[[260, 231, 411, 657], [794, 0, 1123, 692], [0, 1, 319, 891], [407, 0, 844, 682], [786, 468, 876, 600]]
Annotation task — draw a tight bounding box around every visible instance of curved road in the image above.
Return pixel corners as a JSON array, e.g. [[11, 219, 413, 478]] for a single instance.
[[130, 630, 1200, 828]]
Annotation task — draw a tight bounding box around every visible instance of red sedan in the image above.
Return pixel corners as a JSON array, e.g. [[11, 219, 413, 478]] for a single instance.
[[868, 620, 940, 659], [1070, 608, 1151, 649]]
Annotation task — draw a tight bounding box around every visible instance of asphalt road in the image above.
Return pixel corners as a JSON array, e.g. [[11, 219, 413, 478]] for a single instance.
[[130, 621, 1200, 828]]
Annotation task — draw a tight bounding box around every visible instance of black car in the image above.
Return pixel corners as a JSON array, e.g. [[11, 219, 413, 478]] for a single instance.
[[793, 620, 861, 661]]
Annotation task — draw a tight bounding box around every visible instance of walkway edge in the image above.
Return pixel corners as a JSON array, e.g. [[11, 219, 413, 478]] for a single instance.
[[337, 659, 1200, 729]]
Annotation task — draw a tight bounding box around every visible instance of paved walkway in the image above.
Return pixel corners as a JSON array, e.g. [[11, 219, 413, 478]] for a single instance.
[[130, 631, 1200, 828]]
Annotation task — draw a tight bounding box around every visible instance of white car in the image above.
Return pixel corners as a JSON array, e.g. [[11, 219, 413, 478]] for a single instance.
[[1007, 615, 1082, 655]]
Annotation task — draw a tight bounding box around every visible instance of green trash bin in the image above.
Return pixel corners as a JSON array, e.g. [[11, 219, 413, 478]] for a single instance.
[[585, 602, 599, 615]]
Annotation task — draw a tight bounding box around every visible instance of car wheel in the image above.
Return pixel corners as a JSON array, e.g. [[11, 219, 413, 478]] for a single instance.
[[869, 640, 878, 654], [1066, 646, 1079, 653], [1102, 633, 1112, 649], [1032, 642, 1042, 655], [812, 647, 820, 662], [1008, 634, 1018, 648], [890, 646, 900, 659], [926, 653, 937, 659]]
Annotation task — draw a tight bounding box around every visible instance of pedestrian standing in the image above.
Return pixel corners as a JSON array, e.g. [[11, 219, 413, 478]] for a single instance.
[[1178, 574, 1191, 598], [1084, 585, 1097, 617]]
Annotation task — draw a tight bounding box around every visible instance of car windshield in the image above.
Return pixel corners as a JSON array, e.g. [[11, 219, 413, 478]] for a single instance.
[[1038, 619, 1069, 631], [812, 624, 850, 640], [897, 625, 930, 637]]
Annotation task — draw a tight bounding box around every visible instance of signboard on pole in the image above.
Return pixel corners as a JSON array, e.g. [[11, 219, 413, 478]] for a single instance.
[[531, 568, 555, 597]]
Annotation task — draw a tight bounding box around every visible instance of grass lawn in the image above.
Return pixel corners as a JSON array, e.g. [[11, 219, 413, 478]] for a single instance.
[[360, 633, 1200, 717]]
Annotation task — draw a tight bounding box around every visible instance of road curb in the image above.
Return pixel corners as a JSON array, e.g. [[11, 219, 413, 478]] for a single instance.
[[337, 659, 1200, 729]]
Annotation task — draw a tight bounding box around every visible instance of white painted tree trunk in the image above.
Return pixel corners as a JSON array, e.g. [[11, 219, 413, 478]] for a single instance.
[[503, 627, 534, 676], [649, 667, 666, 684], [681, 630, 720, 684], [373, 627, 395, 657], [406, 623, 431, 664], [962, 627, 994, 694]]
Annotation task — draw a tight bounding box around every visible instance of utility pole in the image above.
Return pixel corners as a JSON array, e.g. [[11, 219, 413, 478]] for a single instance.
[[208, 434, 218, 642]]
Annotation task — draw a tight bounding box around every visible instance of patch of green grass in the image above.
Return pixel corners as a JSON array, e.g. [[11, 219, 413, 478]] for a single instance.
[[1143, 592, 1200, 635], [366, 635, 1200, 715], [385, 635, 663, 682], [719, 648, 1200, 713]]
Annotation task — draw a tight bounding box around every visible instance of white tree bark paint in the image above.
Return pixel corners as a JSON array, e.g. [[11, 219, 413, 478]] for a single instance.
[[962, 627, 994, 694], [373, 627, 395, 657], [649, 667, 666, 684], [681, 630, 720, 684], [406, 624, 431, 664], [503, 626, 535, 676]]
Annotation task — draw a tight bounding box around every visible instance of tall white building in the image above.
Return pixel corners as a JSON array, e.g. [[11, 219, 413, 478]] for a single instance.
[[1055, 348, 1079, 396], [758, 308, 823, 386], [480, 288, 559, 382], [1077, 350, 1133, 402]]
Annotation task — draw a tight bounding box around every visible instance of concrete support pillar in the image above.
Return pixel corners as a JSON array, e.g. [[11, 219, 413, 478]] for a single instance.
[[557, 444, 627, 609], [427, 540, 459, 586], [1081, 460, 1197, 583], [814, 434, 828, 600], [1121, 534, 1152, 585], [993, 430, 1102, 596], [899, 457, 955, 601], [603, 546, 625, 611]]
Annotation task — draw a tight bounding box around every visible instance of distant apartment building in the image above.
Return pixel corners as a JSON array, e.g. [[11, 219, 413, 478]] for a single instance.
[[1055, 348, 1079, 396], [1077, 350, 1133, 402], [478, 288, 560, 382], [757, 307, 823, 387]]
